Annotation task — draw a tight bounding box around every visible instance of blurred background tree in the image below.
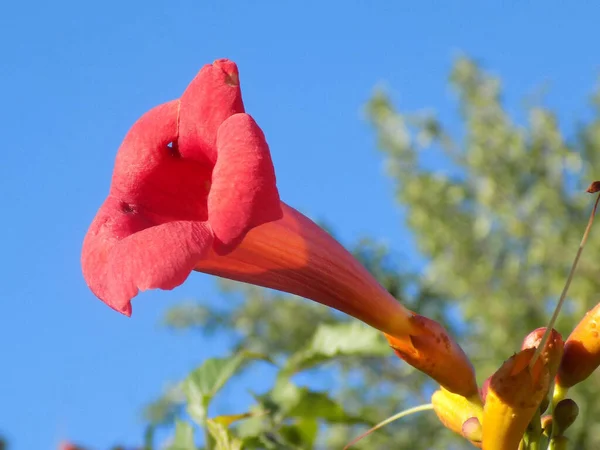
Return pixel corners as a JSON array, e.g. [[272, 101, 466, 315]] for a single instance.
[[122, 56, 600, 449]]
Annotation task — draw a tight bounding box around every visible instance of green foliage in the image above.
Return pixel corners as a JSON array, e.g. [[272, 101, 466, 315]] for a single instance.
[[206, 420, 243, 450], [367, 56, 600, 448], [168, 421, 196, 450], [141, 57, 600, 449], [183, 352, 271, 425], [145, 324, 386, 449], [163, 284, 341, 357], [279, 322, 390, 378], [144, 384, 185, 426]]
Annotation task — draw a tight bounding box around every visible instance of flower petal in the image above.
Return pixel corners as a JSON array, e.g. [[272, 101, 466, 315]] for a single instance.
[[105, 221, 213, 315], [178, 59, 245, 164], [82, 196, 154, 315], [209, 113, 282, 254], [111, 100, 180, 197], [110, 99, 211, 222]]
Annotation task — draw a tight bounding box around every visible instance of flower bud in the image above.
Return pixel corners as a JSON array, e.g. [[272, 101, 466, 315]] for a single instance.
[[553, 398, 579, 435], [541, 415, 553, 437], [521, 327, 563, 415], [557, 303, 600, 389], [432, 388, 483, 446], [482, 348, 549, 450], [386, 315, 478, 397], [521, 328, 563, 381]]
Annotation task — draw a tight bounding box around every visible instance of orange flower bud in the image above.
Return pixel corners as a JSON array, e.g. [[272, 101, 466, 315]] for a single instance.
[[521, 328, 564, 381], [557, 303, 600, 388], [482, 348, 550, 450], [386, 314, 478, 397], [521, 327, 564, 415]]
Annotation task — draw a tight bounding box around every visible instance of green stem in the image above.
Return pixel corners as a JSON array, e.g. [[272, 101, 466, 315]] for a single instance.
[[204, 421, 212, 450], [344, 403, 434, 449], [547, 383, 572, 450], [523, 408, 542, 450], [548, 437, 568, 450], [143, 425, 154, 450], [552, 383, 568, 409], [530, 192, 600, 369]]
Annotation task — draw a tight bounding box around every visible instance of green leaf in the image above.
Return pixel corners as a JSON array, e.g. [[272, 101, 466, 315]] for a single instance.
[[144, 383, 185, 426], [206, 419, 243, 450], [167, 420, 196, 450], [234, 409, 270, 441], [237, 385, 362, 448], [211, 412, 256, 427], [288, 389, 363, 423], [281, 322, 390, 377], [271, 383, 366, 424], [279, 418, 318, 448], [183, 351, 271, 424]]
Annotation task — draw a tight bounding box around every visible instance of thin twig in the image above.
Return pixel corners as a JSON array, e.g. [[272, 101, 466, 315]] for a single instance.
[[344, 404, 434, 449], [530, 192, 600, 369]]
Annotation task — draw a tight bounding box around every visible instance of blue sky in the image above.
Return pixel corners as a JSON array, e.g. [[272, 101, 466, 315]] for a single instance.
[[1, 1, 598, 448]]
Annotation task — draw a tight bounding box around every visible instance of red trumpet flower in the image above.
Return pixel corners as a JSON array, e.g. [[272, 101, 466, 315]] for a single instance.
[[81, 59, 415, 339]]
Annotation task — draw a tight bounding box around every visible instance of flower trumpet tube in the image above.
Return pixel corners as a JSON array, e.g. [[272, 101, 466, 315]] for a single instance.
[[81, 58, 416, 338], [482, 348, 549, 450], [83, 198, 416, 337], [385, 316, 478, 397], [557, 302, 600, 389], [194, 203, 416, 337]]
